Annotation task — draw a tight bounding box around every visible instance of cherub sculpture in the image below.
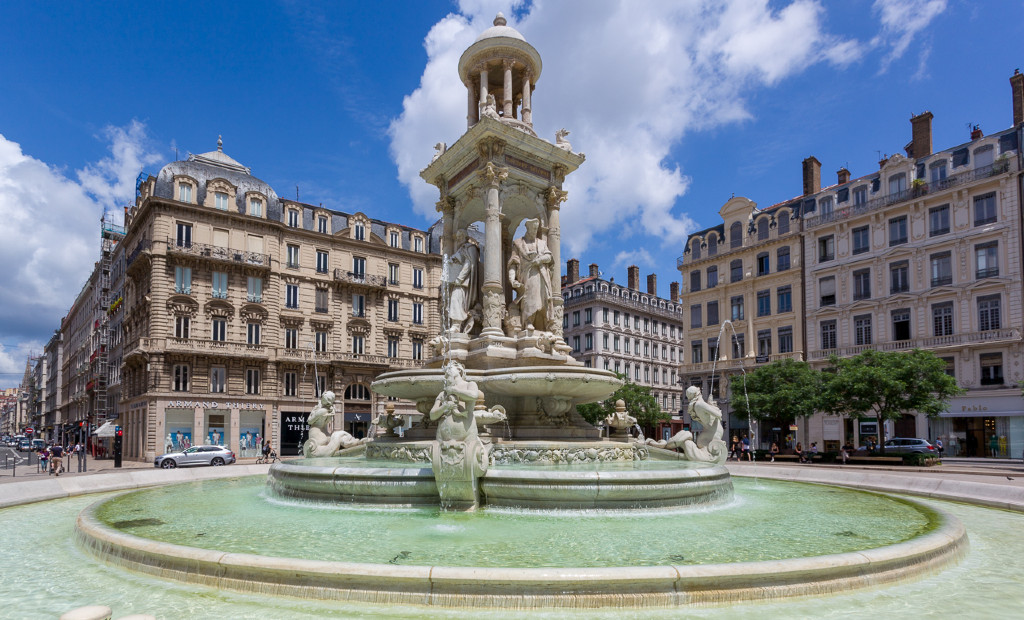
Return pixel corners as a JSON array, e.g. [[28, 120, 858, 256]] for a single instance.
[[302, 391, 369, 457]]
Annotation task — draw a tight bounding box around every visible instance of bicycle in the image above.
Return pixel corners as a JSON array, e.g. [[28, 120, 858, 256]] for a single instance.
[[256, 449, 278, 464]]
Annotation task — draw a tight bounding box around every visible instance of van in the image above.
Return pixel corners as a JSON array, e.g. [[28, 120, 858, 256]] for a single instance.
[[31, 439, 45, 451]]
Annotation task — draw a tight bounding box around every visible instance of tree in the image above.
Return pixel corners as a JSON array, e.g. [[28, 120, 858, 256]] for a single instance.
[[576, 374, 665, 430], [730, 358, 822, 427], [819, 349, 963, 455]]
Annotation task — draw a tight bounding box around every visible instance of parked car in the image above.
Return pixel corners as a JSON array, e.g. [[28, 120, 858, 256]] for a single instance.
[[154, 445, 236, 469], [880, 438, 936, 455]]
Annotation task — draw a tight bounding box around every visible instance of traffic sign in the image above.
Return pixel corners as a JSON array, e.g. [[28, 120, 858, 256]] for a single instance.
[[25, 428, 34, 435]]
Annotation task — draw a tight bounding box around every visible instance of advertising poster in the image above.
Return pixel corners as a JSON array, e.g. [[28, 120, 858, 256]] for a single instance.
[[168, 428, 192, 452], [239, 427, 261, 458]]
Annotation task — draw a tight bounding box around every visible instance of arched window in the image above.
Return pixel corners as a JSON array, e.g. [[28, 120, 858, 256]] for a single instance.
[[757, 217, 769, 240], [778, 211, 790, 234], [708, 235, 718, 256], [730, 222, 743, 248], [691, 239, 701, 259], [345, 384, 371, 400]]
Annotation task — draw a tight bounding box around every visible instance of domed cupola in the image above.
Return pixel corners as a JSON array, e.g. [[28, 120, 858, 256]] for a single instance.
[[458, 13, 542, 135]]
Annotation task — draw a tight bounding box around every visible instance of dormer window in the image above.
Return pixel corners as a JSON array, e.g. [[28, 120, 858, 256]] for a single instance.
[[389, 230, 400, 248], [215, 192, 229, 210], [179, 183, 193, 203], [318, 216, 328, 234], [249, 198, 263, 217], [288, 210, 299, 228], [414, 236, 423, 252], [354, 222, 365, 241]]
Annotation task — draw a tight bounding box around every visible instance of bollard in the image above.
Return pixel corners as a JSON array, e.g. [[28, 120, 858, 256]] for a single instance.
[[59, 605, 112, 620]]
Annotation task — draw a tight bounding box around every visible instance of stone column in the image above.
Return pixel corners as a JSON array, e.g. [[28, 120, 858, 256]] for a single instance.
[[479, 66, 488, 108], [481, 163, 508, 336], [466, 81, 478, 128], [547, 187, 567, 338], [502, 60, 514, 118], [522, 71, 532, 125]]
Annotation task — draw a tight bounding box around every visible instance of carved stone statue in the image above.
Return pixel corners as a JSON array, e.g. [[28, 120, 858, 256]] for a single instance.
[[374, 402, 408, 437], [646, 386, 726, 464], [445, 229, 481, 334], [431, 142, 447, 162], [482, 94, 501, 120], [555, 128, 572, 151], [428, 362, 493, 510], [302, 391, 369, 457], [507, 218, 554, 333], [604, 399, 637, 438]]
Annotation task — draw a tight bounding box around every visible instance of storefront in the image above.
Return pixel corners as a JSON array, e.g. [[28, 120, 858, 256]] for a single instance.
[[930, 393, 1024, 459], [159, 399, 270, 460], [280, 410, 308, 456]]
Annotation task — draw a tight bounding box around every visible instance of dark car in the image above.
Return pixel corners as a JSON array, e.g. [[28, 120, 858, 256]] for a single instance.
[[880, 438, 936, 455], [154, 445, 236, 469]]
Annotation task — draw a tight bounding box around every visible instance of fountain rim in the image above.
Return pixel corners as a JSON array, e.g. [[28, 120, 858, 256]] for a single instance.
[[74, 480, 968, 609]]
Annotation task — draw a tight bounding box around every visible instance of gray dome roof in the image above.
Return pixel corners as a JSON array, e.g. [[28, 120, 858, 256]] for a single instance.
[[474, 13, 525, 42]]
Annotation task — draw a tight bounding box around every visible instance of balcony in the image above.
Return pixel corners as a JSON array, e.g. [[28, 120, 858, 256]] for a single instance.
[[562, 289, 682, 320], [125, 239, 152, 271], [165, 337, 268, 358], [809, 327, 1020, 360], [166, 238, 270, 269], [334, 269, 387, 289]]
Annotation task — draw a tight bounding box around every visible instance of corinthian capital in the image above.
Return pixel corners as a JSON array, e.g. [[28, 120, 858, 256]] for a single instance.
[[435, 195, 456, 213], [483, 162, 509, 186], [546, 187, 568, 208]]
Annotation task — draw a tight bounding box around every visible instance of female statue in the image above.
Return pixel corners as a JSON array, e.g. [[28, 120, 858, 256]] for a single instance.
[[508, 218, 554, 332]]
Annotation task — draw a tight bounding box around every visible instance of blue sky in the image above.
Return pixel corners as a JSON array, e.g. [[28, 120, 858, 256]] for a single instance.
[[0, 0, 1021, 386]]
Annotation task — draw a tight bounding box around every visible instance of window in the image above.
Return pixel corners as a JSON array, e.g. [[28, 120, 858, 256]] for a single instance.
[[974, 192, 997, 226], [603, 308, 609, 323], [853, 186, 867, 205], [730, 222, 742, 248], [778, 212, 790, 234], [413, 302, 423, 324], [352, 257, 365, 277], [412, 339, 423, 360], [930, 161, 948, 183], [288, 210, 299, 228], [930, 252, 952, 287], [730, 259, 743, 282], [777, 286, 792, 313], [707, 301, 719, 325], [246, 368, 260, 394], [354, 222, 365, 241], [573, 311, 580, 326], [634, 365, 641, 381], [285, 328, 298, 349], [818, 235, 834, 262], [286, 244, 299, 268], [352, 294, 365, 318], [178, 183, 192, 203], [892, 309, 911, 341], [888, 216, 908, 246], [929, 204, 950, 236], [757, 329, 772, 357], [821, 320, 837, 350], [246, 276, 262, 303], [975, 242, 999, 279], [413, 268, 423, 289], [414, 236, 423, 252], [690, 305, 702, 329], [932, 302, 954, 337], [318, 216, 328, 234], [854, 315, 872, 346], [211, 318, 226, 342], [585, 333, 593, 350], [614, 311, 620, 325], [175, 222, 192, 248], [388, 263, 399, 285], [690, 270, 701, 292], [285, 284, 298, 308], [211, 272, 228, 299], [756, 290, 770, 317], [756, 253, 769, 276], [708, 235, 718, 255], [690, 240, 701, 260], [707, 266, 718, 288], [689, 340, 703, 364], [635, 315, 641, 330], [819, 276, 836, 307], [174, 266, 191, 294], [978, 295, 1001, 331], [315, 288, 328, 313], [284, 372, 297, 397], [602, 334, 609, 350], [776, 247, 790, 271], [888, 173, 906, 195], [210, 367, 226, 393], [819, 196, 833, 217], [980, 353, 1003, 385], [352, 335, 364, 354], [941, 357, 955, 378], [890, 261, 910, 293], [757, 218, 769, 240], [563, 314, 569, 329], [853, 268, 871, 300], [730, 295, 744, 321], [708, 338, 719, 361], [778, 326, 793, 354], [613, 335, 620, 352], [215, 192, 229, 210], [315, 331, 327, 352], [572, 336, 580, 352], [316, 251, 329, 274], [974, 145, 995, 168], [387, 299, 399, 322], [388, 337, 399, 358], [247, 322, 261, 345], [390, 231, 400, 247], [852, 226, 870, 254], [173, 364, 189, 391], [249, 198, 263, 217], [731, 334, 745, 359], [174, 315, 190, 339], [585, 308, 592, 324]]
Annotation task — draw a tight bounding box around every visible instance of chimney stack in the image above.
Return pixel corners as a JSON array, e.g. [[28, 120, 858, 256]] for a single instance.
[[566, 258, 580, 284], [909, 111, 933, 159], [669, 282, 680, 303], [627, 265, 640, 290], [802, 157, 821, 196], [837, 168, 850, 185], [589, 263, 600, 278], [647, 274, 657, 297], [1011, 69, 1024, 126]]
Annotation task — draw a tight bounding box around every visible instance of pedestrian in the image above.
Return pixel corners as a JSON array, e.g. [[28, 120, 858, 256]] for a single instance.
[[809, 442, 819, 463], [741, 434, 752, 462], [795, 442, 805, 463], [935, 437, 944, 457], [729, 436, 739, 461], [49, 444, 63, 475], [769, 442, 779, 463], [840, 443, 851, 465]]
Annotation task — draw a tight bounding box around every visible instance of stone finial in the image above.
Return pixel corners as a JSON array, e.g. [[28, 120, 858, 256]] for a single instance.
[[217, 135, 223, 152], [494, 13, 507, 26]]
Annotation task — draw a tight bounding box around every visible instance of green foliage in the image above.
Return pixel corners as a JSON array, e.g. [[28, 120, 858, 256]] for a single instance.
[[730, 358, 821, 422], [576, 373, 665, 428], [819, 349, 963, 454]]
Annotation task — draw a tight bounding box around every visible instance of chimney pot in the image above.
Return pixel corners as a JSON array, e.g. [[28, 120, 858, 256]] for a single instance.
[[669, 282, 680, 303], [589, 263, 599, 278], [627, 266, 640, 290], [837, 168, 850, 185], [566, 259, 580, 284], [909, 111, 933, 159], [1011, 69, 1024, 126], [646, 274, 657, 296], [802, 157, 821, 196]]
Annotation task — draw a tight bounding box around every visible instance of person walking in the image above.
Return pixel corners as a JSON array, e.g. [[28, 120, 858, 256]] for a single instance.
[[729, 436, 739, 461], [935, 437, 944, 457], [741, 434, 752, 462]]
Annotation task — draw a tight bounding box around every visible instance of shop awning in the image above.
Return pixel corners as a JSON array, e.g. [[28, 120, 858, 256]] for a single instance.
[[92, 421, 117, 437]]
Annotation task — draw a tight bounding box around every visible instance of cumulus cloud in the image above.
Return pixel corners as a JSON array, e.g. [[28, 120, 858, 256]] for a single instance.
[[873, 0, 947, 73], [389, 0, 864, 259], [0, 123, 161, 385]]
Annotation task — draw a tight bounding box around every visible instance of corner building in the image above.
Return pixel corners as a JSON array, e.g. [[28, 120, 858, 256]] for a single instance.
[[119, 142, 441, 461]]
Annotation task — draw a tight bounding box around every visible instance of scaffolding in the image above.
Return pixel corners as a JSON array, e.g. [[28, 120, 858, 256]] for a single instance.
[[95, 214, 125, 422]]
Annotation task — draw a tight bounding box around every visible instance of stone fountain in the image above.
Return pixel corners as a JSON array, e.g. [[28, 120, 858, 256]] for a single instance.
[[268, 12, 731, 511]]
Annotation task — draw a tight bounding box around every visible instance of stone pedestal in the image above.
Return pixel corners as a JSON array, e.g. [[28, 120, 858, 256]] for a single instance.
[[431, 436, 489, 511]]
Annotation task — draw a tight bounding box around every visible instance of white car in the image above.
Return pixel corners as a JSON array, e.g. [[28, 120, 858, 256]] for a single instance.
[[154, 445, 236, 468]]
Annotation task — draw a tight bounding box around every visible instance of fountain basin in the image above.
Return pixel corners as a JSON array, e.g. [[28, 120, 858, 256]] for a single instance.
[[373, 365, 621, 402]]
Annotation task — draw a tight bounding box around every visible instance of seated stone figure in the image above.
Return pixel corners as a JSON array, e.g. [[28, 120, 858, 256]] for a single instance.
[[302, 391, 368, 458], [646, 386, 727, 464]]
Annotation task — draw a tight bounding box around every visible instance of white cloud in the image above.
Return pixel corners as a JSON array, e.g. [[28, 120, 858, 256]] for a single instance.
[[612, 249, 655, 271], [0, 123, 160, 386], [389, 1, 863, 258], [873, 0, 947, 72]]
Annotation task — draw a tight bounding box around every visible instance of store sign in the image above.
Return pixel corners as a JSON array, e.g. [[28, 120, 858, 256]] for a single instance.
[[166, 400, 266, 410], [942, 394, 1024, 417], [280, 412, 310, 457]]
